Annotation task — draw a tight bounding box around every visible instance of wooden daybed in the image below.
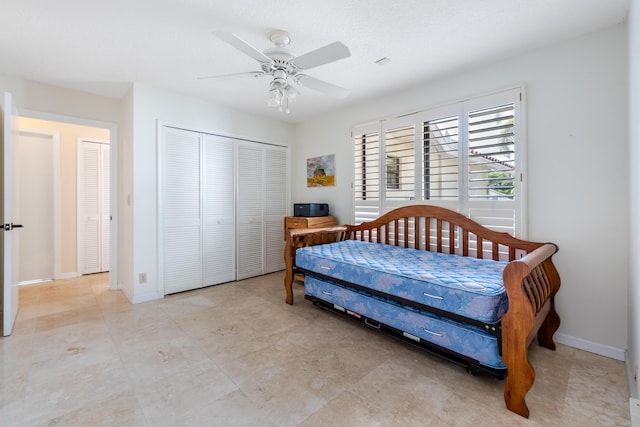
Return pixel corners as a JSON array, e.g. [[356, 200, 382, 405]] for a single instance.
[[283, 205, 560, 418]]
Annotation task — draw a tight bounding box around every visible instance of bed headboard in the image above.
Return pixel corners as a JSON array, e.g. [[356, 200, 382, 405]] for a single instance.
[[346, 205, 543, 262]]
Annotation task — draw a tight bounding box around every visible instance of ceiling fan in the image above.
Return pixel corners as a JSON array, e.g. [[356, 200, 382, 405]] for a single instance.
[[201, 30, 351, 113]]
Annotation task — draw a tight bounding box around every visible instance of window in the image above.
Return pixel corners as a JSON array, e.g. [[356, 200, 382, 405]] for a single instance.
[[352, 88, 524, 237], [386, 156, 400, 190]]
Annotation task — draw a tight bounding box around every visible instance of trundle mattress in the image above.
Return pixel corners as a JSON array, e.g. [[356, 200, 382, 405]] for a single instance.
[[296, 240, 509, 323], [305, 276, 505, 369]]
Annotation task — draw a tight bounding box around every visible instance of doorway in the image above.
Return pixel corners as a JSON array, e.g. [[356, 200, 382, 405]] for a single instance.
[[16, 116, 116, 286]]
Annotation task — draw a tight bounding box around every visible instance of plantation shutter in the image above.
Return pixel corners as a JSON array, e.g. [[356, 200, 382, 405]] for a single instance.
[[353, 123, 381, 224], [351, 86, 524, 238], [464, 89, 521, 237], [383, 117, 416, 203], [421, 112, 460, 205]]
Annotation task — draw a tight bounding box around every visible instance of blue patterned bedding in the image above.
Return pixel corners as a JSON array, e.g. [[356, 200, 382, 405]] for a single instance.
[[305, 276, 505, 369], [296, 240, 509, 323]]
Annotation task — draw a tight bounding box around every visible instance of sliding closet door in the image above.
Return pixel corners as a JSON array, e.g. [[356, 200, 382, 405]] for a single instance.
[[160, 125, 289, 293], [202, 134, 235, 285], [237, 141, 264, 280], [162, 128, 202, 294], [264, 146, 288, 273]]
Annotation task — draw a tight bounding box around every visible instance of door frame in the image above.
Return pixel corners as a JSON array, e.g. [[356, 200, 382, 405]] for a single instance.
[[17, 128, 61, 282], [20, 109, 119, 291]]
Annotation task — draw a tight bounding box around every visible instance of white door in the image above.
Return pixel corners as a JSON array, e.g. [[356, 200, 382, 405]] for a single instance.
[[202, 134, 235, 286], [264, 146, 288, 273], [18, 130, 54, 283], [100, 143, 110, 271], [161, 128, 202, 294], [2, 92, 20, 336], [236, 142, 264, 280], [81, 140, 110, 275]]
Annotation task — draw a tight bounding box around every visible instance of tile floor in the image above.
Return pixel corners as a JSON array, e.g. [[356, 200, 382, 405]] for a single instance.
[[0, 272, 631, 426]]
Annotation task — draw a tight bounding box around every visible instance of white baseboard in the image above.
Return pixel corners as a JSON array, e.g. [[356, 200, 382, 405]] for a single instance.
[[130, 290, 163, 304], [631, 398, 640, 427], [55, 272, 80, 280], [555, 332, 625, 361]]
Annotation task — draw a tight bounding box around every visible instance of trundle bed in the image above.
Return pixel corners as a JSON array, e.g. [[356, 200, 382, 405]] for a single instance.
[[283, 205, 560, 418]]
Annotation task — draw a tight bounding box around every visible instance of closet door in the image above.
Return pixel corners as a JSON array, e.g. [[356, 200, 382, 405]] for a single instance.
[[82, 140, 110, 275], [101, 144, 111, 271], [264, 146, 288, 273], [82, 142, 101, 274], [202, 134, 235, 285], [162, 128, 202, 294], [237, 142, 264, 280]]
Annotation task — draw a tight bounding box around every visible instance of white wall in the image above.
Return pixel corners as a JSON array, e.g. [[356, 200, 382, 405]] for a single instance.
[[127, 83, 296, 303], [627, 0, 640, 397], [295, 24, 629, 355]]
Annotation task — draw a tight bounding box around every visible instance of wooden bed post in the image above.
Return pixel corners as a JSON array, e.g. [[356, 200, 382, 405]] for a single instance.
[[283, 225, 349, 306], [501, 244, 560, 418], [284, 232, 295, 305], [501, 261, 536, 418]]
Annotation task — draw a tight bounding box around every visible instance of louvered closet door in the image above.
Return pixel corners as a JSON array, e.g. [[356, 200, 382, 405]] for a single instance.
[[237, 142, 264, 280], [82, 141, 110, 274], [264, 146, 288, 273], [162, 128, 202, 294], [101, 144, 110, 271], [202, 134, 235, 285], [83, 142, 101, 274]]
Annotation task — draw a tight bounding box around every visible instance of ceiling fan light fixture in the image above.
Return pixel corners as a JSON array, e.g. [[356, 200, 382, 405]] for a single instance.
[[267, 87, 283, 107], [284, 84, 299, 100]]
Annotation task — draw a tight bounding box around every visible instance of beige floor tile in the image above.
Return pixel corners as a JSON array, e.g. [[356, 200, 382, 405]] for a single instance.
[[0, 272, 631, 426]]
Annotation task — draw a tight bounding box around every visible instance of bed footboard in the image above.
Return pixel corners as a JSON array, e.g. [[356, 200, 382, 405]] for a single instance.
[[502, 243, 560, 418], [284, 225, 348, 305]]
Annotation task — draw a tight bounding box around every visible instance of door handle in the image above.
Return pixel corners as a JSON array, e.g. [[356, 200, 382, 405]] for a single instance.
[[3, 223, 23, 231]]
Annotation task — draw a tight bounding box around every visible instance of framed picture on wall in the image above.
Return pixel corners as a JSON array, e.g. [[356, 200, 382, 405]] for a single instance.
[[307, 154, 335, 187]]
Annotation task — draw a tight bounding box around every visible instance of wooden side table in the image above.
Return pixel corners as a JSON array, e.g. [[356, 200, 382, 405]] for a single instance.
[[284, 216, 337, 239], [284, 215, 337, 281]]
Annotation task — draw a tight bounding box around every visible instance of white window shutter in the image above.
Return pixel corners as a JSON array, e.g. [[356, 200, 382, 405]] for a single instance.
[[352, 87, 524, 238], [353, 123, 381, 224]]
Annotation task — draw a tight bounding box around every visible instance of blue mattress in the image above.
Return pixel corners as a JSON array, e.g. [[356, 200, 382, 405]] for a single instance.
[[296, 240, 509, 323], [305, 276, 506, 369]]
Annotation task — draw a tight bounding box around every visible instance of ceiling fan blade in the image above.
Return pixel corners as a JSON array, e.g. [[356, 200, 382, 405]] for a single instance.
[[198, 71, 265, 81], [213, 31, 273, 64], [291, 41, 351, 70], [297, 75, 350, 99]]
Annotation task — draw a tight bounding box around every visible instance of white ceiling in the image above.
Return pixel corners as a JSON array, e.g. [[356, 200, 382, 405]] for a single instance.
[[0, 0, 629, 124]]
